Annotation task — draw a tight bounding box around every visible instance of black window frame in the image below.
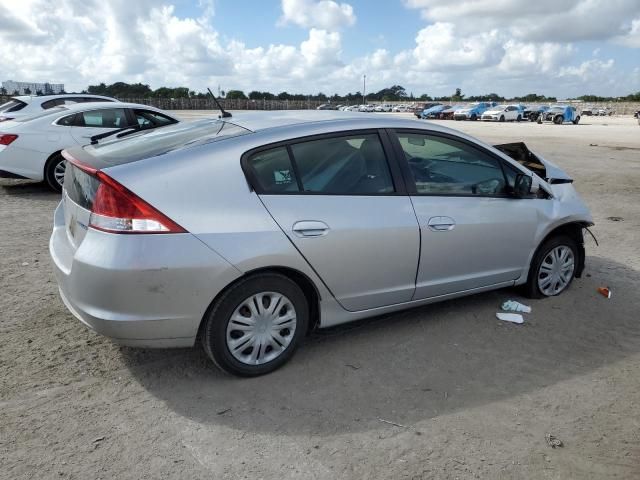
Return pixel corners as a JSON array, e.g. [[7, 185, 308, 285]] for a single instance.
[[241, 129, 407, 196], [387, 128, 526, 199]]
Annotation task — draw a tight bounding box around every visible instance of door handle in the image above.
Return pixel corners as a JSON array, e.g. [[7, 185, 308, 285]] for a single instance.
[[427, 216, 456, 232], [292, 221, 329, 237]]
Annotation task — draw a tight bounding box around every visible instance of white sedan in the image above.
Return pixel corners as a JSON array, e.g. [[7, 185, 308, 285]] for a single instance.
[[481, 105, 523, 122], [0, 94, 116, 122], [0, 102, 179, 191]]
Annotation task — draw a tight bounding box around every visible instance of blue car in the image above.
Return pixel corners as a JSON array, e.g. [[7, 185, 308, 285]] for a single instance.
[[453, 102, 498, 121], [420, 104, 450, 119], [524, 105, 549, 121], [537, 105, 580, 125]]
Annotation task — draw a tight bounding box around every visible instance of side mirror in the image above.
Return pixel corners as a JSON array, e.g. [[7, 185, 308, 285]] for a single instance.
[[514, 173, 534, 197]]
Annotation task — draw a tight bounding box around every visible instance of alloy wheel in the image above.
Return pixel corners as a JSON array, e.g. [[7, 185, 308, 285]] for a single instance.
[[226, 292, 297, 365], [53, 159, 66, 187], [537, 246, 575, 296]]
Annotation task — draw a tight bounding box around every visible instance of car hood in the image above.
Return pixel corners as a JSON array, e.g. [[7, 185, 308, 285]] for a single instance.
[[493, 142, 572, 184]]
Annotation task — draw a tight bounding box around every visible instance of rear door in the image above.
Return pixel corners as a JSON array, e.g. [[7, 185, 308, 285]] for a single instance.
[[69, 108, 131, 144], [244, 130, 420, 311], [390, 130, 540, 299]]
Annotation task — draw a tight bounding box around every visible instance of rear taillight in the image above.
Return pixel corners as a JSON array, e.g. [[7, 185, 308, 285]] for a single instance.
[[0, 134, 18, 145], [64, 151, 185, 234]]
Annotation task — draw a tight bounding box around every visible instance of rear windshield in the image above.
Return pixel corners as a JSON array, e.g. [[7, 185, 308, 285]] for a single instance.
[[81, 119, 252, 166], [0, 99, 28, 113]]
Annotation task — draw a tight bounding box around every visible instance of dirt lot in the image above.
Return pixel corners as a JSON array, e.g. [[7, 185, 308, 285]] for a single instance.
[[1, 113, 639, 479]]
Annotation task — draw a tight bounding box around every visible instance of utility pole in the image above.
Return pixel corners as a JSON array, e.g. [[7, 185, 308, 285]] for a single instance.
[[362, 74, 366, 105]]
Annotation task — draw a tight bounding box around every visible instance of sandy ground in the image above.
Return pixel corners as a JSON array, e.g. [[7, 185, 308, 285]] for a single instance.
[[1, 113, 639, 479]]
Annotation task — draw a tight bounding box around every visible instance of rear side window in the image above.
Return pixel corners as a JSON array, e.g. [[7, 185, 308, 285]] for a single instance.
[[57, 113, 77, 126], [247, 133, 395, 195], [0, 99, 28, 113], [248, 147, 300, 193], [77, 109, 129, 128]]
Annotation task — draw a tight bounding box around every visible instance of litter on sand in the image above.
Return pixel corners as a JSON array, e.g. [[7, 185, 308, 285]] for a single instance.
[[501, 300, 532, 313], [496, 312, 524, 324], [597, 286, 612, 298], [545, 434, 563, 448]]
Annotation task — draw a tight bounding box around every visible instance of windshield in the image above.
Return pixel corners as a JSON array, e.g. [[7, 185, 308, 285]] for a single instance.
[[549, 106, 565, 112], [0, 99, 28, 113], [82, 118, 252, 166], [13, 106, 68, 122]]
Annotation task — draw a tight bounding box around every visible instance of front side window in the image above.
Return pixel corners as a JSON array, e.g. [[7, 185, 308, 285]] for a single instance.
[[396, 132, 507, 196], [290, 133, 394, 194], [77, 108, 128, 128]]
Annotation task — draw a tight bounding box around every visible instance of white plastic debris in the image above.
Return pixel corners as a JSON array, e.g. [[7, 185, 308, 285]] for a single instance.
[[501, 300, 531, 313], [496, 312, 524, 324]]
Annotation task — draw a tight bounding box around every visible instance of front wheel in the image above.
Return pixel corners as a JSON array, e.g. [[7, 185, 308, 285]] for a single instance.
[[499, 115, 505, 122], [44, 153, 65, 192], [201, 273, 309, 376], [524, 235, 578, 299], [573, 116, 580, 125], [516, 114, 522, 122], [553, 115, 564, 125]]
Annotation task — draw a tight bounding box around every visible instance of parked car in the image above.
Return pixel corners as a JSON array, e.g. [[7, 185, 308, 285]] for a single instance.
[[412, 103, 440, 117], [596, 107, 613, 116], [453, 102, 497, 121], [481, 105, 523, 122], [0, 102, 178, 190], [420, 104, 451, 119], [0, 94, 116, 122], [392, 104, 411, 112], [537, 105, 580, 125], [440, 105, 464, 120], [374, 104, 393, 112], [581, 107, 594, 116], [316, 104, 337, 110], [524, 106, 549, 121], [50, 111, 593, 376]]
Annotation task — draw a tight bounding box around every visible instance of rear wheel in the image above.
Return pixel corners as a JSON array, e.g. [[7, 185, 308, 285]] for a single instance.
[[201, 273, 309, 376], [44, 152, 65, 192], [516, 114, 522, 122], [573, 115, 581, 125], [470, 114, 477, 121], [553, 115, 564, 125], [524, 235, 578, 299]]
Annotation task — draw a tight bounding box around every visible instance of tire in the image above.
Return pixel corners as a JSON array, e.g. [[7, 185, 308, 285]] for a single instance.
[[553, 115, 564, 125], [470, 114, 477, 121], [573, 116, 580, 125], [201, 272, 309, 376], [523, 235, 578, 299], [499, 115, 505, 122], [516, 114, 522, 122], [44, 152, 65, 192]]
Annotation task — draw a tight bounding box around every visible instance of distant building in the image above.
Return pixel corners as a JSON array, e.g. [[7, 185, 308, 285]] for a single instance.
[[2, 80, 65, 95]]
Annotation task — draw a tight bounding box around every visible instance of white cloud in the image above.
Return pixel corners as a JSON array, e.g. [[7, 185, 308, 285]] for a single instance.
[[279, 0, 355, 30], [405, 0, 640, 42], [412, 23, 503, 69], [0, 0, 638, 98]]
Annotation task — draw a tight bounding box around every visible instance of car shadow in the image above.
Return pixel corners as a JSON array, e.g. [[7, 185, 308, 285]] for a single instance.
[[0, 179, 59, 198], [121, 256, 640, 435]]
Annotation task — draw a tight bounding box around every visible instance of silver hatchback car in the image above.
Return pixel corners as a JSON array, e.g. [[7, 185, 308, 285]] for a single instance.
[[50, 111, 593, 376]]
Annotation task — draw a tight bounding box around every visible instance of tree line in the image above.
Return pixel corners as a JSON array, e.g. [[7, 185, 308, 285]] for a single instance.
[[3, 81, 638, 103]]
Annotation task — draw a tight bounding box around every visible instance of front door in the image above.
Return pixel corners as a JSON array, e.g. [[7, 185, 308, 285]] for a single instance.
[[245, 131, 420, 311], [391, 130, 540, 299]]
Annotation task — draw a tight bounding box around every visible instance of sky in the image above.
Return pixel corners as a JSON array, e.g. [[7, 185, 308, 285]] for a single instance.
[[0, 0, 639, 98]]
